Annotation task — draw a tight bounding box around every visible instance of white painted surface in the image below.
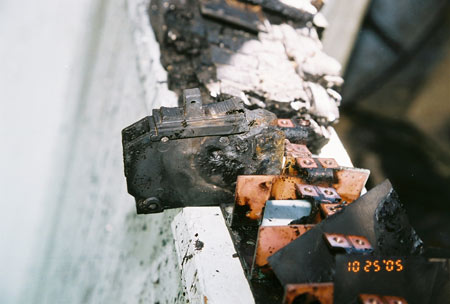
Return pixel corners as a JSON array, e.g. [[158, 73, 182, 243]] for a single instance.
[[172, 207, 255, 304], [0, 1, 96, 303], [319, 127, 354, 167]]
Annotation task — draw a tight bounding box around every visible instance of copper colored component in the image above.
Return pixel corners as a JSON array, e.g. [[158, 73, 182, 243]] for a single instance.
[[323, 233, 352, 251], [383, 296, 407, 304], [333, 169, 370, 202], [271, 176, 303, 200], [324, 233, 373, 253], [296, 184, 320, 198], [277, 119, 295, 128], [290, 144, 311, 155], [284, 140, 310, 158], [290, 152, 310, 158], [358, 294, 407, 304], [347, 235, 373, 251], [359, 294, 384, 304], [317, 158, 339, 168], [254, 225, 313, 267], [283, 283, 333, 304], [311, 0, 325, 10], [224, 0, 263, 14], [320, 203, 343, 217], [317, 186, 341, 201], [296, 157, 318, 168], [234, 175, 274, 220]]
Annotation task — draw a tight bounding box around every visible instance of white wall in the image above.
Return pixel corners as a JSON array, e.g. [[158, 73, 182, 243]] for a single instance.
[[0, 1, 96, 302]]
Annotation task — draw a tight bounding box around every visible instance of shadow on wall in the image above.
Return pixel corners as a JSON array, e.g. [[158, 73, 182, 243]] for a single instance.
[[338, 0, 450, 249], [336, 109, 450, 248]]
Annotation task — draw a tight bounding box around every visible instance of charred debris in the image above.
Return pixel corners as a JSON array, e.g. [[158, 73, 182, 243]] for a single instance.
[[121, 0, 450, 303]]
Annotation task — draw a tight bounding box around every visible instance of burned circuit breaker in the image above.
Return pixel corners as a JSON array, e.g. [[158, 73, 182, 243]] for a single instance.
[[122, 89, 450, 303], [123, 88, 322, 214]]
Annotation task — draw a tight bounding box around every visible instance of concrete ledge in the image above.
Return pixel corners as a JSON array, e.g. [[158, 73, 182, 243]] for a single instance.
[[172, 207, 255, 304]]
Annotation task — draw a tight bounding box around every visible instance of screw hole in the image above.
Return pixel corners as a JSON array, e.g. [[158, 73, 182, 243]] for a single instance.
[[333, 236, 343, 243], [355, 239, 365, 245], [302, 159, 313, 165]]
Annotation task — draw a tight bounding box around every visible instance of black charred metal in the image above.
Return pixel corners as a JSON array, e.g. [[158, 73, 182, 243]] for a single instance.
[[299, 167, 336, 184], [268, 180, 423, 285], [199, 0, 264, 33], [277, 120, 329, 153], [122, 88, 285, 213], [149, 0, 338, 152], [241, 0, 315, 22]]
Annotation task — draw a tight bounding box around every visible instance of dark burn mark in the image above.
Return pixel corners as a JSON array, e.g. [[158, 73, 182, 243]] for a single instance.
[[195, 239, 204, 250], [182, 253, 194, 266]]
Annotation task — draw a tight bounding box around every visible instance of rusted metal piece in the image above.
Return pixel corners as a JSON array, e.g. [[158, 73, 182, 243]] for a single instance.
[[296, 157, 318, 169], [296, 184, 320, 198], [323, 233, 352, 251], [317, 186, 340, 202], [323, 233, 373, 254], [285, 142, 312, 158], [317, 158, 339, 168], [320, 203, 344, 217], [288, 154, 370, 203], [296, 184, 342, 204], [268, 180, 424, 285], [232, 175, 275, 225], [358, 294, 408, 304], [232, 180, 341, 226], [333, 169, 370, 202], [282, 152, 369, 206], [232, 176, 325, 226], [347, 235, 373, 251], [200, 0, 264, 33], [277, 119, 329, 151], [254, 225, 314, 268], [283, 283, 334, 304], [296, 158, 336, 185], [271, 176, 303, 200]]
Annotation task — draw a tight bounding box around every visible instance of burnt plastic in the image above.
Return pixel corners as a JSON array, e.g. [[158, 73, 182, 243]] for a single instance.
[[122, 88, 285, 213]]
